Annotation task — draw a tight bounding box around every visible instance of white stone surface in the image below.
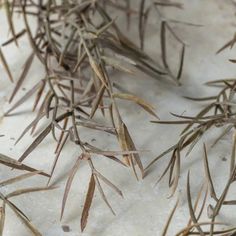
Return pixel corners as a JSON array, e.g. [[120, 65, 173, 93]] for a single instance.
[[1, 1, 236, 235]]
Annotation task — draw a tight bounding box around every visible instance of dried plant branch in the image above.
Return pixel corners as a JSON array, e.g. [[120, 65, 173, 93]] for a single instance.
[[150, 77, 236, 234], [0, 0, 190, 232]]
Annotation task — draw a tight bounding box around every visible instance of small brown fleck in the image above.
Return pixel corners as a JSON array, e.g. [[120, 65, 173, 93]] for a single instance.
[[62, 225, 70, 232], [221, 157, 227, 162]]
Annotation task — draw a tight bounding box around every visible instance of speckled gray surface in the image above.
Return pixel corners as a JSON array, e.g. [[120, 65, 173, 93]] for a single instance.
[[1, 1, 236, 235]]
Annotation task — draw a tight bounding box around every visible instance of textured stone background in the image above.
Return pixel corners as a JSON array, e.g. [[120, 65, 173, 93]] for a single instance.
[[0, 1, 236, 235]]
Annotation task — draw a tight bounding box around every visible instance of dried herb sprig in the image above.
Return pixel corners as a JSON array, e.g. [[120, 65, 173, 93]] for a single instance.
[[159, 162, 236, 235], [161, 172, 236, 235], [0, 155, 53, 235], [147, 78, 236, 171], [0, 0, 189, 232], [138, 0, 187, 85], [148, 77, 236, 234]]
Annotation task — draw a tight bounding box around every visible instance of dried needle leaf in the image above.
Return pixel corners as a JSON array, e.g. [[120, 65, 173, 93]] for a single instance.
[[9, 53, 34, 103], [93, 170, 123, 197], [216, 33, 236, 54], [81, 174, 95, 232], [161, 198, 179, 236], [0, 170, 43, 187], [94, 175, 116, 215], [5, 81, 42, 115], [90, 85, 105, 118], [0, 153, 49, 177], [203, 144, 217, 201], [2, 29, 26, 47], [0, 47, 13, 82], [154, 1, 183, 9], [6, 186, 55, 199], [0, 193, 42, 235], [101, 56, 134, 74], [18, 124, 52, 163], [139, 0, 146, 49], [61, 157, 80, 220], [230, 131, 236, 174], [161, 21, 168, 69], [187, 172, 205, 236], [4, 0, 18, 46], [0, 203, 5, 236], [113, 93, 158, 118], [177, 44, 185, 80]]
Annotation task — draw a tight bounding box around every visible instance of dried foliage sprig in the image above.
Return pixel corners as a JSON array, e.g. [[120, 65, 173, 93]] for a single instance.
[[148, 78, 236, 234], [161, 173, 236, 235], [138, 0, 187, 85], [0, 154, 54, 236], [0, 0, 189, 232], [147, 78, 236, 173]]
